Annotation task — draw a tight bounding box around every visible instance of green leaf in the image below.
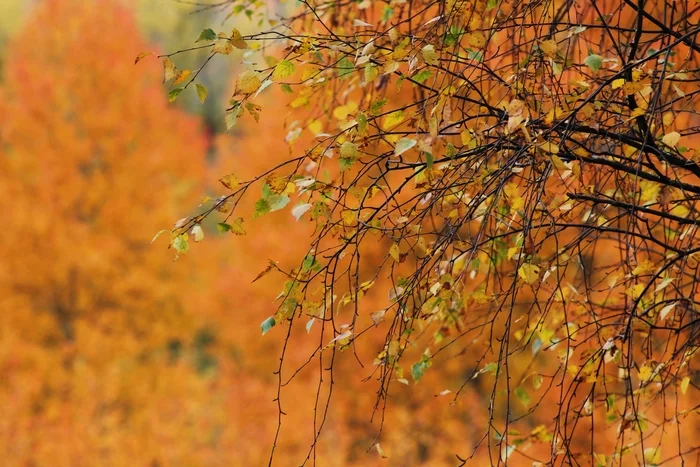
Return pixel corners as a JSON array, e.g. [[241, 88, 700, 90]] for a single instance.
[[195, 83, 208, 104], [515, 387, 531, 407], [486, 0, 499, 9], [267, 194, 290, 212], [173, 234, 189, 254], [394, 137, 417, 156], [412, 69, 432, 84], [196, 28, 217, 42], [260, 316, 276, 335], [280, 83, 293, 94], [381, 5, 394, 24], [467, 49, 483, 62], [272, 59, 296, 81], [584, 54, 603, 72], [168, 87, 184, 102], [411, 360, 428, 382], [217, 222, 231, 234], [254, 198, 270, 218], [337, 56, 354, 79], [370, 98, 388, 115]]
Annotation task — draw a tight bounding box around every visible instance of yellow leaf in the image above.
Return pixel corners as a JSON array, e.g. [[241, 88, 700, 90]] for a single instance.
[[307, 119, 323, 135], [539, 141, 559, 154], [173, 69, 191, 85], [333, 101, 358, 120], [626, 283, 645, 299], [236, 70, 261, 94], [163, 57, 177, 82], [518, 264, 540, 284], [643, 448, 660, 465], [219, 173, 240, 190], [680, 376, 690, 394], [638, 364, 652, 382], [639, 180, 660, 205], [632, 259, 655, 276], [539, 39, 559, 58], [389, 243, 400, 262], [469, 31, 486, 48], [662, 131, 681, 148], [630, 107, 646, 119], [670, 204, 689, 217], [195, 83, 208, 104], [382, 110, 404, 130], [421, 44, 439, 65], [622, 81, 645, 95], [272, 60, 296, 81], [341, 210, 356, 225], [212, 38, 233, 55], [230, 28, 248, 49], [340, 141, 358, 160], [460, 129, 473, 146], [611, 78, 625, 90]]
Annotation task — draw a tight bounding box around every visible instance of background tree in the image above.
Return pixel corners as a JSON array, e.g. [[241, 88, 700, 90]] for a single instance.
[[0, 1, 261, 465], [162, 0, 700, 464]]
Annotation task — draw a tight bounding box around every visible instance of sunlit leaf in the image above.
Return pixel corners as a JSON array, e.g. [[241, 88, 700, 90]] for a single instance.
[[272, 59, 296, 81], [383, 110, 404, 130], [236, 69, 261, 94]]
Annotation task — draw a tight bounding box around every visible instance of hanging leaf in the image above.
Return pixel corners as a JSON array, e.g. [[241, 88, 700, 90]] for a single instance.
[[236, 69, 262, 94], [518, 264, 540, 284], [135, 51, 153, 64], [191, 224, 204, 242], [168, 87, 183, 102], [260, 316, 276, 335], [195, 83, 208, 103], [163, 57, 177, 82]]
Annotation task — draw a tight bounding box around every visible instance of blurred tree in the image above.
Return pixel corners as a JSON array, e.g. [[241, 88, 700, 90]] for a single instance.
[[0, 1, 233, 465], [162, 0, 700, 465]]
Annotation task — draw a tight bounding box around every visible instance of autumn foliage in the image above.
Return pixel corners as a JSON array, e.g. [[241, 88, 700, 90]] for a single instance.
[[160, 0, 700, 465], [2, 0, 699, 465]]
